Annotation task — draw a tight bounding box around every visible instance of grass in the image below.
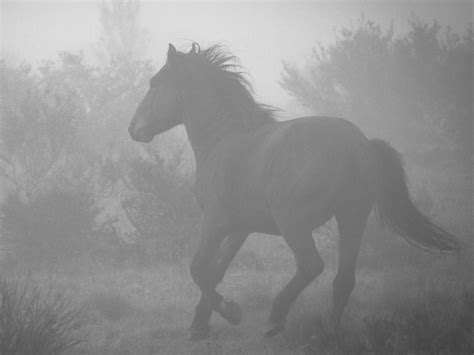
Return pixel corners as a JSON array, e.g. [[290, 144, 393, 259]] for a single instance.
[[6, 232, 468, 354], [287, 267, 473, 354], [2, 164, 471, 354], [0, 275, 87, 355]]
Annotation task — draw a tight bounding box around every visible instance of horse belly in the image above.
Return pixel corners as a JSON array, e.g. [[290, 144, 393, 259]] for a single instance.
[[224, 184, 279, 234]]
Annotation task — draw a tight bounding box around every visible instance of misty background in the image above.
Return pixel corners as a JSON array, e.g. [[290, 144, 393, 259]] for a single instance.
[[2, 1, 472, 110], [0, 1, 472, 354]]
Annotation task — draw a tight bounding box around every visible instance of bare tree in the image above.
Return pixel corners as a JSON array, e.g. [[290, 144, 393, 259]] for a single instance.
[[97, 0, 149, 64]]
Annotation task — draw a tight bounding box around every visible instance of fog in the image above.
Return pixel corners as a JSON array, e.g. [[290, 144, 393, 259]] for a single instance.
[[1, 1, 472, 354], [2, 1, 471, 108]]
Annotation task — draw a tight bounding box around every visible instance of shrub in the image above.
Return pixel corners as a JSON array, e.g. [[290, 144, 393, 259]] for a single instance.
[[0, 185, 98, 268], [121, 156, 201, 263], [0, 275, 87, 355]]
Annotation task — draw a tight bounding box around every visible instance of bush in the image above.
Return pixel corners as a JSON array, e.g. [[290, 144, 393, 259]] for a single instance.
[[0, 185, 98, 268], [281, 17, 472, 162], [0, 275, 87, 355], [121, 156, 201, 264]]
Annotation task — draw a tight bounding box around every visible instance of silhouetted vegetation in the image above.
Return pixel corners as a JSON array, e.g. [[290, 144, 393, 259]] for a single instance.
[[0, 1, 197, 269], [121, 155, 201, 264], [0, 186, 97, 268], [0, 276, 87, 355], [281, 16, 472, 166]]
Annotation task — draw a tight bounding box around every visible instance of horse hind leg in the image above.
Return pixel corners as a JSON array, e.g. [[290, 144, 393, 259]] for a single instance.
[[266, 224, 324, 337], [332, 200, 372, 326]]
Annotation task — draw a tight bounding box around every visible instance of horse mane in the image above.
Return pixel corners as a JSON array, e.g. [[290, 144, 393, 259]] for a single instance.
[[185, 43, 277, 127]]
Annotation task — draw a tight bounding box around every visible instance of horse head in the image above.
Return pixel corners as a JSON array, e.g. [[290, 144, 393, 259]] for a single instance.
[[129, 43, 188, 142]]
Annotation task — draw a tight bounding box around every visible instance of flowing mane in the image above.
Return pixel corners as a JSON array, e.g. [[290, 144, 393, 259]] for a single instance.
[[185, 44, 277, 127]]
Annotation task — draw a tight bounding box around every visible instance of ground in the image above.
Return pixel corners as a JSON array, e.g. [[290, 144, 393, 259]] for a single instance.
[[39, 232, 471, 355]]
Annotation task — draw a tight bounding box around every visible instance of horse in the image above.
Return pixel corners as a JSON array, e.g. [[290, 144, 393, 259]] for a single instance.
[[128, 43, 460, 340]]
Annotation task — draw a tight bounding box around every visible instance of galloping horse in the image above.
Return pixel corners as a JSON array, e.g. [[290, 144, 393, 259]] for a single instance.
[[128, 43, 460, 340]]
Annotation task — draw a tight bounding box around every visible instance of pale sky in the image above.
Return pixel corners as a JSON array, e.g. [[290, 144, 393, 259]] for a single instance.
[[2, 0, 472, 112]]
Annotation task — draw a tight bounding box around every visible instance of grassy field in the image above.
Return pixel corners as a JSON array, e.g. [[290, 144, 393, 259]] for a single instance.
[[19, 230, 469, 355]]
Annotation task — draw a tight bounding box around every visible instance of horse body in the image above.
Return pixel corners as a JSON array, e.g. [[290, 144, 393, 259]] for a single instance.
[[128, 43, 460, 340], [194, 116, 370, 236]]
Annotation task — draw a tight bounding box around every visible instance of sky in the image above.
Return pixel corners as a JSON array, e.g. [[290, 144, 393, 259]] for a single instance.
[[1, 0, 472, 113]]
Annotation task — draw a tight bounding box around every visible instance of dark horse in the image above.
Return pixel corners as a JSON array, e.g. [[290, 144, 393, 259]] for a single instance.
[[129, 43, 460, 339]]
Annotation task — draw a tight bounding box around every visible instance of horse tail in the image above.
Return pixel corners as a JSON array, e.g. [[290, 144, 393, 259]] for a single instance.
[[368, 138, 461, 252]]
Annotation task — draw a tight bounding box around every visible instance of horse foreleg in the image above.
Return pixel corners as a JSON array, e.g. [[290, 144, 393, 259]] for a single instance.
[[189, 220, 226, 339], [189, 219, 247, 339], [190, 231, 248, 339], [210, 232, 248, 324]]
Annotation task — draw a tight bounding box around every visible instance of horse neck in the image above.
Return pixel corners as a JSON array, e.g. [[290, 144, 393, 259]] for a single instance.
[[183, 90, 264, 164], [183, 107, 243, 164]]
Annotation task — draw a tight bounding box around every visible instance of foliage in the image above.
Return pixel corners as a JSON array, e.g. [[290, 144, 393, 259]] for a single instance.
[[0, 58, 87, 197], [0, 0, 202, 269], [121, 153, 201, 263], [281, 16, 473, 162], [0, 275, 87, 355], [0, 185, 98, 268], [97, 0, 149, 64], [0, 52, 152, 268]]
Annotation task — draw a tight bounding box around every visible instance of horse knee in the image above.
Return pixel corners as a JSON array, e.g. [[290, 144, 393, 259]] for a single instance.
[[190, 258, 206, 288]]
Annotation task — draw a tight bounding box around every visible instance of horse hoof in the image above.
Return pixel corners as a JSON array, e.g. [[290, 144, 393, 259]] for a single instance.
[[216, 298, 242, 325], [264, 321, 285, 338], [189, 325, 210, 341]]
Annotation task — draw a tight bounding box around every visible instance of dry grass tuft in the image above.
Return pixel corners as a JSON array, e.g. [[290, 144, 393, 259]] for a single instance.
[[0, 275, 88, 355]]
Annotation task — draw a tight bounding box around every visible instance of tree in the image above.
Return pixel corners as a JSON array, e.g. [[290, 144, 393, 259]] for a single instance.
[[281, 16, 473, 167], [0, 54, 91, 199], [0, 0, 198, 265], [97, 0, 149, 65]]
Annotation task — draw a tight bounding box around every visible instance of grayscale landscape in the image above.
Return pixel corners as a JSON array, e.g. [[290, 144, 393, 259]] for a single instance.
[[1, 1, 472, 354]]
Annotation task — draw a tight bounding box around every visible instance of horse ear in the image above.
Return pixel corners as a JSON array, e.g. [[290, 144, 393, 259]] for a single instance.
[[168, 43, 177, 61], [189, 43, 199, 55]]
